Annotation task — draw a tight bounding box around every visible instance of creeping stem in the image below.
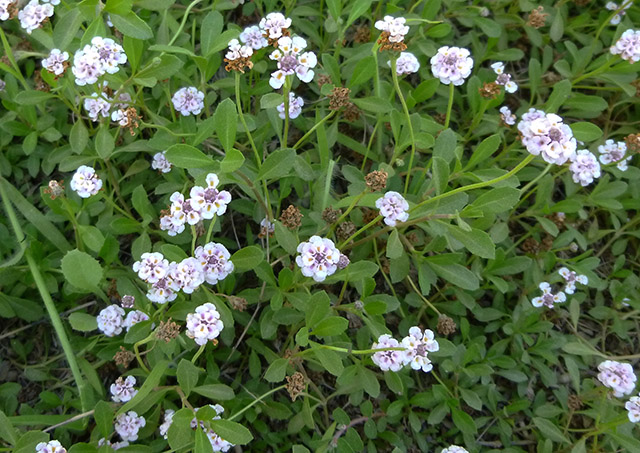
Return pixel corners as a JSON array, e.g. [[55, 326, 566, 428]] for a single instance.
[[444, 82, 455, 129]]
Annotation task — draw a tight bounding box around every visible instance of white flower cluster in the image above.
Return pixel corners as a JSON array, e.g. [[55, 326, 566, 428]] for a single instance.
[[259, 12, 291, 41], [191, 405, 234, 452], [97, 304, 125, 337], [491, 62, 518, 93], [391, 52, 420, 76], [0, 0, 13, 21], [372, 327, 439, 373], [110, 376, 138, 403], [115, 411, 146, 442], [97, 438, 129, 450], [269, 36, 317, 89], [42, 49, 69, 76], [160, 173, 232, 237], [610, 29, 640, 63], [296, 236, 343, 282], [626, 395, 640, 422], [517, 109, 577, 165], [159, 409, 175, 439], [558, 267, 588, 294], [442, 446, 469, 453], [35, 440, 66, 453], [376, 191, 409, 227], [240, 25, 267, 50], [172, 87, 205, 116], [430, 46, 474, 86], [225, 38, 253, 61], [70, 165, 102, 198], [500, 106, 516, 126], [83, 93, 111, 121], [597, 360, 637, 397], [123, 310, 150, 331], [531, 282, 566, 309], [598, 139, 632, 171], [569, 150, 601, 187], [374, 16, 410, 43], [18, 0, 54, 34], [186, 302, 224, 346], [151, 151, 172, 173], [606, 2, 631, 25], [277, 93, 304, 119], [72, 37, 127, 86]]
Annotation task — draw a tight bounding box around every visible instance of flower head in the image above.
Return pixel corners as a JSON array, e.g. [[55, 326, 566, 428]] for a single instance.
[[610, 29, 640, 63], [115, 411, 146, 441], [146, 269, 180, 304], [374, 16, 409, 43], [133, 252, 170, 284], [500, 106, 516, 126], [70, 165, 102, 198], [391, 52, 420, 75], [375, 191, 409, 227], [569, 150, 601, 186], [259, 12, 292, 41], [186, 303, 224, 346], [35, 440, 67, 453], [531, 282, 566, 309], [83, 93, 111, 122], [295, 236, 341, 282], [597, 360, 637, 397], [189, 173, 232, 218], [401, 326, 439, 372], [224, 38, 254, 73], [558, 267, 588, 294], [90, 36, 127, 73], [72, 37, 127, 85], [110, 376, 138, 403], [159, 409, 175, 439], [123, 310, 150, 331], [152, 151, 172, 173], [277, 92, 304, 119], [18, 0, 53, 34], [598, 139, 632, 171], [626, 396, 640, 422], [171, 257, 205, 294], [268, 36, 317, 89], [442, 447, 469, 453], [517, 109, 577, 164], [194, 242, 234, 285], [607, 2, 631, 25], [97, 439, 129, 450], [42, 49, 69, 76], [172, 87, 205, 116], [430, 46, 474, 86], [240, 25, 268, 50], [371, 334, 405, 372], [97, 304, 125, 337]]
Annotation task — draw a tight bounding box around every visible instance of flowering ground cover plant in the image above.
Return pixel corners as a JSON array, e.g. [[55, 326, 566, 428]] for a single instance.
[[1, 0, 640, 451]]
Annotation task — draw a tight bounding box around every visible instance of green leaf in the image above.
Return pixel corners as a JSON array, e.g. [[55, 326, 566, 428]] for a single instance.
[[70, 120, 89, 154], [68, 312, 98, 332], [220, 148, 245, 173], [61, 249, 103, 292], [94, 400, 114, 439], [545, 79, 571, 113], [148, 44, 196, 57], [230, 246, 264, 272], [451, 408, 477, 434], [131, 186, 155, 222], [135, 54, 183, 80], [118, 360, 169, 415], [570, 122, 603, 142], [561, 342, 606, 357], [0, 410, 17, 445], [275, 222, 298, 254], [532, 417, 570, 444], [167, 408, 194, 450], [467, 134, 501, 170], [192, 384, 235, 400], [258, 148, 295, 181], [447, 226, 496, 259], [352, 97, 393, 113], [260, 93, 284, 109], [53, 9, 83, 50], [432, 156, 449, 195], [165, 144, 213, 168], [195, 427, 214, 453], [313, 348, 344, 377], [14, 90, 55, 105], [264, 358, 288, 382], [349, 56, 376, 87], [386, 230, 404, 259], [109, 12, 153, 39], [105, 0, 132, 14], [177, 359, 201, 397], [427, 261, 479, 290], [214, 99, 237, 153], [434, 129, 457, 163], [201, 12, 223, 56], [208, 420, 254, 445], [462, 187, 521, 215], [95, 125, 115, 159], [346, 0, 373, 27], [310, 317, 349, 337]]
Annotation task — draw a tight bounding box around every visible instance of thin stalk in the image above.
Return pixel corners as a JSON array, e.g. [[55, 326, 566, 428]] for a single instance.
[[282, 79, 291, 148], [293, 110, 336, 149], [229, 385, 287, 421], [444, 82, 455, 129], [329, 190, 368, 235], [167, 0, 203, 46], [390, 57, 417, 195], [0, 178, 90, 412], [205, 216, 217, 243], [519, 162, 553, 194], [191, 344, 206, 364], [338, 215, 382, 249], [572, 57, 618, 85]]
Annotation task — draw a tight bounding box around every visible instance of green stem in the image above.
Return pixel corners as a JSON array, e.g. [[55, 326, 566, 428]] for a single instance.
[[444, 82, 455, 129], [191, 344, 206, 364], [0, 178, 90, 412], [519, 162, 553, 194], [296, 344, 406, 358], [282, 79, 291, 148], [167, 0, 203, 47], [228, 384, 287, 421], [191, 225, 197, 254], [338, 215, 382, 249], [572, 57, 618, 85], [390, 57, 417, 195], [329, 191, 368, 235], [372, 42, 383, 158], [431, 370, 455, 398], [205, 215, 217, 243], [293, 110, 336, 149]]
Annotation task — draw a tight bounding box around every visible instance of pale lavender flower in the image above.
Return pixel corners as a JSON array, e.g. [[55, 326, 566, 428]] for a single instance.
[[558, 267, 588, 295], [268, 36, 317, 89], [626, 396, 640, 422], [277, 93, 304, 119], [90, 36, 127, 74], [391, 52, 420, 75], [151, 151, 172, 173], [610, 29, 640, 63], [374, 16, 410, 43], [159, 409, 175, 439], [97, 304, 125, 337], [607, 2, 631, 26], [0, 0, 12, 21], [597, 360, 637, 397], [133, 252, 170, 284], [430, 46, 474, 86], [146, 268, 179, 304], [401, 326, 439, 373], [123, 310, 150, 331], [160, 213, 186, 237], [517, 109, 577, 164], [18, 0, 54, 34], [337, 254, 350, 270], [206, 428, 234, 452], [500, 106, 516, 126], [72, 46, 102, 86], [83, 93, 111, 122], [194, 242, 234, 285], [259, 12, 292, 40], [371, 334, 405, 372], [531, 282, 566, 309], [110, 376, 138, 403], [240, 25, 268, 50], [120, 295, 135, 308], [42, 49, 69, 76], [598, 139, 632, 171], [172, 87, 205, 116], [225, 38, 253, 61], [189, 173, 232, 219], [376, 191, 409, 227], [171, 257, 205, 294], [115, 411, 146, 442], [191, 404, 225, 429], [35, 440, 67, 453], [441, 447, 469, 453], [295, 236, 341, 282], [186, 303, 224, 346], [97, 439, 129, 450], [70, 165, 102, 198], [569, 150, 601, 186], [111, 109, 128, 126]]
